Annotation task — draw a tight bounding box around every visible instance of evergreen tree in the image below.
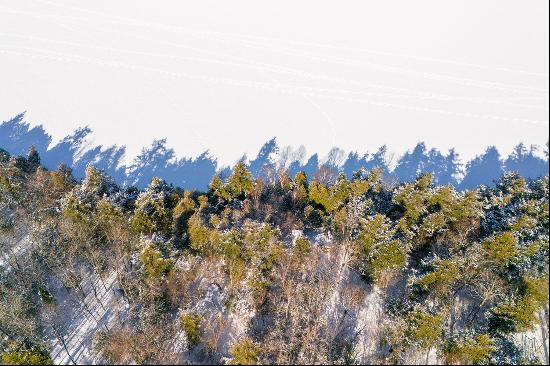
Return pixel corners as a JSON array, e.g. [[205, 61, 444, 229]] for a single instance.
[[226, 162, 254, 200], [27, 146, 40, 168]]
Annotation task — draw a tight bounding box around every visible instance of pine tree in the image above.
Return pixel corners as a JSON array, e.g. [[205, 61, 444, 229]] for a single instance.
[[27, 146, 40, 167], [226, 162, 254, 200]]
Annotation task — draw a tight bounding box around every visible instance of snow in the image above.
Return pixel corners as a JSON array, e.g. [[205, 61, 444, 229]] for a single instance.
[[47, 272, 129, 365], [514, 320, 549, 364], [354, 289, 385, 363]]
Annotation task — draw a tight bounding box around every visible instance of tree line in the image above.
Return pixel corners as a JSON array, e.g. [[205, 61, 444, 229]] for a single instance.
[[0, 145, 548, 364]]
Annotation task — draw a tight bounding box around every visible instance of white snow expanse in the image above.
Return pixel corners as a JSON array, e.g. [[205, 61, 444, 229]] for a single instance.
[[0, 0, 548, 166]]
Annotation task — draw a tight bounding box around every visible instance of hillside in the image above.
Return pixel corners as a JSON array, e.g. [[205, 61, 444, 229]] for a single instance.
[[0, 147, 548, 365]]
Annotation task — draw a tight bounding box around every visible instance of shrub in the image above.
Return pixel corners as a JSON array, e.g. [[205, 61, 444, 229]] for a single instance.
[[405, 310, 443, 350], [293, 236, 311, 260], [444, 334, 495, 365], [188, 214, 211, 254], [1, 343, 52, 365], [415, 258, 460, 295], [228, 338, 260, 365], [355, 215, 406, 284], [483, 232, 518, 266], [139, 245, 173, 279], [181, 313, 202, 348], [489, 275, 549, 333]]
